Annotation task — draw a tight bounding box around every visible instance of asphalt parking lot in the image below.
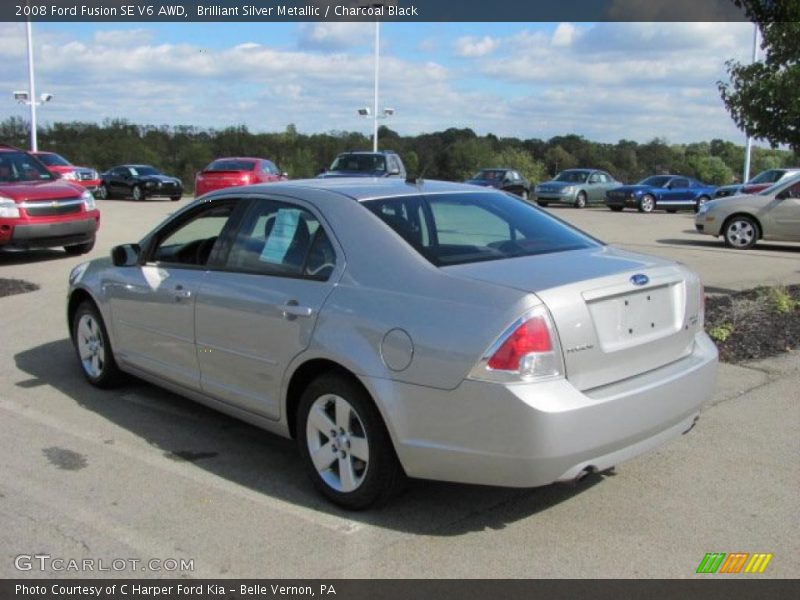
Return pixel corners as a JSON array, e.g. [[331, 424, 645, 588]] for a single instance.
[[0, 197, 798, 579]]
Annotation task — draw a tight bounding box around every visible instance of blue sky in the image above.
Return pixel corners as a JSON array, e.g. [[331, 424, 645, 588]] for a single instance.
[[0, 21, 755, 144]]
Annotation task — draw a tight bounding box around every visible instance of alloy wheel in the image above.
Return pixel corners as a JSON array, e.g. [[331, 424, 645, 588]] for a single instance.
[[76, 313, 106, 379]]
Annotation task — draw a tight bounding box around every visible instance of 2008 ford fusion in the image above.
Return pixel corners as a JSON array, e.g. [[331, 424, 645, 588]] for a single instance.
[[67, 179, 717, 509]]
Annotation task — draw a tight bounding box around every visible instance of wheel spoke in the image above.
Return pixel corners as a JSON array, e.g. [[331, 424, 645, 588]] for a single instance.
[[91, 354, 100, 374], [338, 456, 357, 492], [310, 442, 336, 472], [349, 436, 369, 462], [308, 404, 336, 435], [335, 396, 351, 430]]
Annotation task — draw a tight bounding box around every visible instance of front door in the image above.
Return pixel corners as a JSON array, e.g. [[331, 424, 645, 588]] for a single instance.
[[107, 201, 240, 390]]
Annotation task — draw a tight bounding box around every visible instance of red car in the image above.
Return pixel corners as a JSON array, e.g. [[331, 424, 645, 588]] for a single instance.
[[194, 157, 287, 197], [0, 145, 100, 255], [31, 151, 103, 193]]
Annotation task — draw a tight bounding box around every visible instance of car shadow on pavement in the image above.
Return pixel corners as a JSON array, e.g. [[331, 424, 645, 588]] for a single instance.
[[659, 237, 800, 252], [0, 248, 74, 265], [15, 339, 608, 536]]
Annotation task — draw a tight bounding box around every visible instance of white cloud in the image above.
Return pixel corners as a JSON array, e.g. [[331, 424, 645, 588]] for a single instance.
[[297, 23, 372, 50], [551, 23, 578, 47], [454, 36, 498, 58]]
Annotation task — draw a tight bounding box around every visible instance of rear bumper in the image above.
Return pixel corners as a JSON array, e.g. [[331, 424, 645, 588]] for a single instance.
[[1, 216, 99, 248], [379, 332, 717, 488]]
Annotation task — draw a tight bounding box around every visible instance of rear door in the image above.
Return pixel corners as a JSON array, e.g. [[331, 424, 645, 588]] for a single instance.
[[769, 181, 800, 240], [194, 196, 341, 419]]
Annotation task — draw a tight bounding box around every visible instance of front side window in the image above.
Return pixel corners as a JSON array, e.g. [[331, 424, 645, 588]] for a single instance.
[[130, 166, 159, 177], [150, 203, 235, 267], [639, 176, 671, 188], [365, 192, 598, 267], [671, 178, 690, 188], [225, 200, 335, 280], [555, 170, 589, 183]]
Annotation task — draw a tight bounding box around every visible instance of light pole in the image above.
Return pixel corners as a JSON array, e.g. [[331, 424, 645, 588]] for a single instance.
[[358, 106, 395, 147], [742, 23, 759, 183], [372, 20, 380, 152], [14, 18, 52, 152]]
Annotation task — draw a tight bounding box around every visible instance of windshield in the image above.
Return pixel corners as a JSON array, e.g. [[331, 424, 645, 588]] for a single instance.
[[130, 166, 160, 177], [748, 170, 781, 184], [759, 173, 800, 196], [472, 169, 506, 181], [554, 170, 589, 183], [0, 151, 56, 183], [206, 159, 256, 172], [364, 192, 598, 267], [35, 153, 71, 167], [330, 154, 386, 173], [638, 176, 671, 187]]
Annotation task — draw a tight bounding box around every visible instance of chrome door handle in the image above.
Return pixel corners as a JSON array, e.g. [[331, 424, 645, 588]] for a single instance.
[[175, 285, 192, 300], [281, 301, 313, 319]]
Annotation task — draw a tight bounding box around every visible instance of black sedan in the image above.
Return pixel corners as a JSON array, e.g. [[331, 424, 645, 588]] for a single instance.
[[466, 168, 531, 200], [97, 165, 183, 201]]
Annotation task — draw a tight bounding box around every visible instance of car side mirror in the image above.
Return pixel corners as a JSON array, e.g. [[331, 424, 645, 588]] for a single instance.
[[281, 172, 289, 178], [389, 168, 400, 176], [111, 243, 141, 267]]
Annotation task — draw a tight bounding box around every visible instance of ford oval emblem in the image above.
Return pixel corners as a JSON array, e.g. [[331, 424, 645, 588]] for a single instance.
[[631, 274, 649, 286]]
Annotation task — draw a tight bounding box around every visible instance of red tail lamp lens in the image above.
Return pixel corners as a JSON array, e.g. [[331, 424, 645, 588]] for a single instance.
[[488, 316, 552, 371]]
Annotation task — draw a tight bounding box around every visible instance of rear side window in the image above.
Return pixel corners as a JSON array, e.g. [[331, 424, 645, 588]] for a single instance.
[[0, 151, 54, 183], [364, 192, 598, 266]]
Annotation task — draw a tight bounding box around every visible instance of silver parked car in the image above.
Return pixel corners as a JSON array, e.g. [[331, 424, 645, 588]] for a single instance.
[[68, 179, 717, 509], [534, 169, 620, 208], [696, 174, 800, 249]]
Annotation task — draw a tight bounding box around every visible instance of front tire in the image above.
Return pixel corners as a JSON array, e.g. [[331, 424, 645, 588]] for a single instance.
[[638, 194, 655, 213], [132, 185, 144, 201], [723, 215, 759, 249], [297, 372, 405, 509], [64, 238, 95, 255], [72, 301, 123, 388], [575, 191, 587, 209], [96, 184, 109, 200]]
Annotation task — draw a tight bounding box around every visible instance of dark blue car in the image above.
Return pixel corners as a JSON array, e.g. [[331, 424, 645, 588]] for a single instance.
[[605, 175, 716, 213]]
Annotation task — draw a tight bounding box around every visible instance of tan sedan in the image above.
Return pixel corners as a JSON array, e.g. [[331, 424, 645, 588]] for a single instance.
[[695, 174, 800, 249]]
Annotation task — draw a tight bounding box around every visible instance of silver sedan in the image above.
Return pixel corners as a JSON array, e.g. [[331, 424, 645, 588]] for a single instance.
[[695, 174, 800, 249], [68, 179, 717, 509]]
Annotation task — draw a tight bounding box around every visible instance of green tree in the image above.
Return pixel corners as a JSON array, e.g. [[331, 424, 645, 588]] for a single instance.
[[494, 147, 547, 185], [718, 1, 800, 152]]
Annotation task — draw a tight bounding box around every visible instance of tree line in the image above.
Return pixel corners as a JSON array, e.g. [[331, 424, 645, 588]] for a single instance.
[[1, 116, 796, 193]]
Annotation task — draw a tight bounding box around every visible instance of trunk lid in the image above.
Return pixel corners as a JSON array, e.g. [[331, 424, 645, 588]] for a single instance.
[[444, 246, 703, 391]]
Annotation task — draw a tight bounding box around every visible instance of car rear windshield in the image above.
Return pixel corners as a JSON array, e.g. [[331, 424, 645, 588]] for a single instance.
[[36, 153, 71, 167], [206, 159, 256, 172], [0, 151, 56, 183], [364, 192, 599, 267], [330, 154, 386, 173]]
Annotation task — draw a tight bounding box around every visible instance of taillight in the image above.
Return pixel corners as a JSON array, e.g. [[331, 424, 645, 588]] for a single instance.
[[698, 284, 705, 326], [469, 304, 564, 383], [241, 173, 253, 184]]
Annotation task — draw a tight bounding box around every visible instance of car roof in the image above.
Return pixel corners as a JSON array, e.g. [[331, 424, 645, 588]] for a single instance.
[[210, 157, 263, 162], [337, 150, 398, 156], [205, 177, 492, 203]]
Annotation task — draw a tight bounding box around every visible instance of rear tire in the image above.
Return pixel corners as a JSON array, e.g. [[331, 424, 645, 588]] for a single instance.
[[132, 185, 144, 201], [297, 372, 406, 509], [72, 301, 123, 388], [170, 195, 181, 202], [64, 238, 95, 255], [97, 184, 109, 200]]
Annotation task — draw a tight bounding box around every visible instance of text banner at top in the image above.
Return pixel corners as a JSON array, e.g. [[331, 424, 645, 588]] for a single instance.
[[4, 0, 749, 22]]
